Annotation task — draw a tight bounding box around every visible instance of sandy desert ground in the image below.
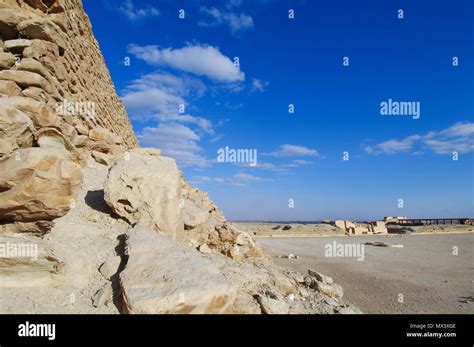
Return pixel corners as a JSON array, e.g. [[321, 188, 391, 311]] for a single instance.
[[258, 233, 474, 314]]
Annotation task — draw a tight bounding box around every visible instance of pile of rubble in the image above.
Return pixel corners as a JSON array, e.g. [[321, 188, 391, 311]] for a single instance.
[[332, 220, 388, 235]]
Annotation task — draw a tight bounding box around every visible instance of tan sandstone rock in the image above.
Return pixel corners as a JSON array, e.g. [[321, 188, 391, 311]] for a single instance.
[[0, 147, 82, 222], [0, 80, 22, 96], [104, 149, 183, 239], [0, 51, 16, 69], [120, 226, 238, 314], [0, 104, 35, 159], [0, 234, 64, 288]]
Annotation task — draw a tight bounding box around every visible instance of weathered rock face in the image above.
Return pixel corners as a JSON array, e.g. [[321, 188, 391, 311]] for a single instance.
[[104, 148, 184, 240], [0, 147, 82, 222], [0, 0, 138, 224], [120, 227, 238, 314], [0, 104, 35, 159], [0, 234, 64, 288], [104, 149, 263, 260], [0, 0, 137, 147], [0, 0, 137, 148], [120, 226, 353, 314]]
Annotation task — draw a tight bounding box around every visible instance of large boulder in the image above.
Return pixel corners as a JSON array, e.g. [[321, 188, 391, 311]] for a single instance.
[[0, 147, 82, 222], [104, 148, 183, 239], [120, 226, 238, 314]]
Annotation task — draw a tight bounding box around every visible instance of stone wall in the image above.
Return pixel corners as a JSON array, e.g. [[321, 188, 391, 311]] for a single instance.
[[0, 0, 138, 153], [0, 0, 137, 224]]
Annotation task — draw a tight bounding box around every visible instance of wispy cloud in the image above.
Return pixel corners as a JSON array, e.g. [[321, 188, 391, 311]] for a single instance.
[[365, 122, 474, 155], [128, 44, 244, 82], [138, 123, 210, 167], [119, 0, 159, 21], [121, 72, 219, 167], [251, 78, 269, 93], [237, 159, 313, 173], [264, 144, 320, 157], [120, 72, 214, 133], [191, 173, 272, 186], [199, 6, 254, 34]]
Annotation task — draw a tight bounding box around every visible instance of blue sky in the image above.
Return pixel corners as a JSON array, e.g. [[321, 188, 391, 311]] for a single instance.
[[84, 0, 473, 221]]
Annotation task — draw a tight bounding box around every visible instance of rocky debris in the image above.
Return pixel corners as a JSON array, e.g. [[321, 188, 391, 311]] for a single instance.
[[312, 281, 343, 299], [365, 241, 404, 248], [180, 182, 263, 259], [98, 255, 121, 280], [181, 181, 226, 229], [120, 226, 354, 314], [104, 149, 184, 239], [120, 226, 238, 314], [0, 147, 82, 222], [278, 253, 299, 259], [369, 221, 388, 234], [333, 219, 387, 235], [256, 295, 290, 314], [308, 269, 333, 284], [210, 223, 263, 260], [304, 272, 343, 299], [0, 234, 63, 288], [198, 244, 213, 254], [336, 304, 363, 314]]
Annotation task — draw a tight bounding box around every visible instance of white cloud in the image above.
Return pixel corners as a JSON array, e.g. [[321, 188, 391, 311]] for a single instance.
[[192, 173, 272, 186], [237, 159, 313, 172], [292, 159, 313, 165], [251, 78, 269, 92], [119, 0, 159, 21], [128, 44, 245, 82], [199, 6, 254, 34], [264, 144, 320, 157], [365, 122, 474, 155], [138, 123, 210, 167], [365, 135, 420, 155], [121, 72, 213, 134], [122, 72, 218, 167]]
